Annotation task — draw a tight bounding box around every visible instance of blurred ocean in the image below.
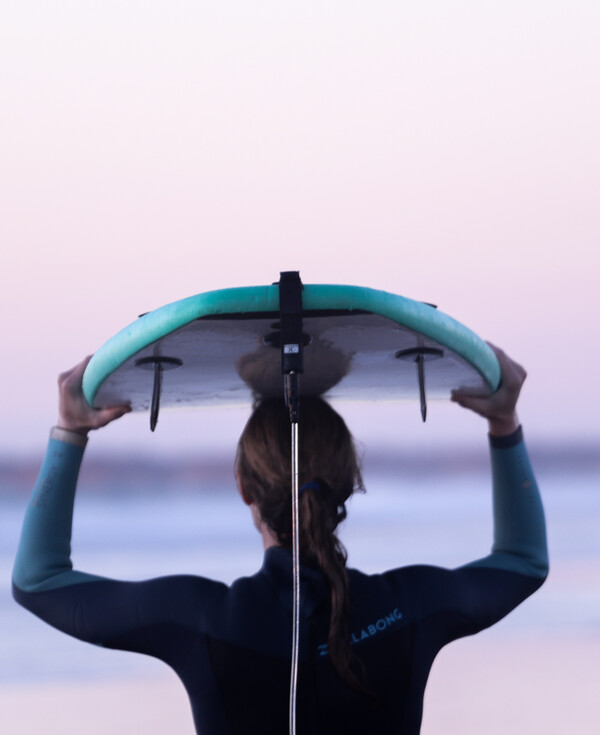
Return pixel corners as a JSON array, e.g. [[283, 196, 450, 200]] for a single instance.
[[1, 446, 599, 686]]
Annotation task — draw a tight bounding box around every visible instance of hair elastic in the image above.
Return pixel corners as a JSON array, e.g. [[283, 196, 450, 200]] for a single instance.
[[299, 481, 322, 496]]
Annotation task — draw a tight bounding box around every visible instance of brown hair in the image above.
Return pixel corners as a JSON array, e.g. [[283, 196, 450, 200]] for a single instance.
[[235, 396, 366, 692]]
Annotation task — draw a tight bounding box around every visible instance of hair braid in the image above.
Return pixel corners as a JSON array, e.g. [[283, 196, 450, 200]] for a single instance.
[[235, 397, 369, 695]]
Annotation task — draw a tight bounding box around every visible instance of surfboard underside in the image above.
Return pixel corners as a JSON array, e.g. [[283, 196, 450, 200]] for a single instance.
[[87, 295, 497, 413]]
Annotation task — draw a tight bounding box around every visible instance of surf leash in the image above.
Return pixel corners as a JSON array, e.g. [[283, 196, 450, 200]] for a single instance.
[[278, 271, 304, 735]]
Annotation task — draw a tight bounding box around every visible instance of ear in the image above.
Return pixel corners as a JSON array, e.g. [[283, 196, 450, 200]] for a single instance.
[[236, 472, 253, 506]]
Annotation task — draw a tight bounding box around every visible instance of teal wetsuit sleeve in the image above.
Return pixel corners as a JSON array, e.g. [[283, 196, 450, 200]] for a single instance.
[[12, 437, 103, 593], [11, 436, 227, 657], [464, 427, 549, 579]]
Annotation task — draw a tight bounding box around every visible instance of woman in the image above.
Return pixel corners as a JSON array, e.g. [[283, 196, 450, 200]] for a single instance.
[[13, 345, 548, 734]]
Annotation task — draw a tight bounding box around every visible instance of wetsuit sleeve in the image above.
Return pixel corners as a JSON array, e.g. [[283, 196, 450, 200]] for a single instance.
[[12, 436, 104, 593], [418, 427, 549, 638], [383, 430, 550, 647], [12, 436, 226, 654], [464, 426, 549, 579]]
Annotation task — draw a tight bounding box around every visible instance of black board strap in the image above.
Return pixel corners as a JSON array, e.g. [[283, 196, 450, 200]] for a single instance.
[[278, 271, 304, 424], [278, 271, 304, 375]]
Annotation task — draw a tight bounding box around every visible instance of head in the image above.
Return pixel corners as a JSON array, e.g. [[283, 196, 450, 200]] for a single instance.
[[235, 396, 363, 557], [235, 396, 369, 695]]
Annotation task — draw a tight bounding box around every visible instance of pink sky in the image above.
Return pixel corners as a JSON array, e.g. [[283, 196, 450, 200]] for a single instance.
[[1, 2, 598, 455]]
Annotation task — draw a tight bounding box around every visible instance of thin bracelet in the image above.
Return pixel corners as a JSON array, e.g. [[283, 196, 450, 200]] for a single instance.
[[50, 426, 89, 448]]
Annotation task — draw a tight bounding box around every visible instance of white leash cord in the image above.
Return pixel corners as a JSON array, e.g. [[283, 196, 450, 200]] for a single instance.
[[289, 420, 300, 735]]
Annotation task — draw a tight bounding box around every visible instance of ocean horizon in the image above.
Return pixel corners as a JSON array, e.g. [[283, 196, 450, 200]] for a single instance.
[[1, 439, 597, 497]]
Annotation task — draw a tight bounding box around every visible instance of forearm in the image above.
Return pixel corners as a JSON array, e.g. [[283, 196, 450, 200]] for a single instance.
[[13, 430, 100, 594], [466, 427, 549, 579]]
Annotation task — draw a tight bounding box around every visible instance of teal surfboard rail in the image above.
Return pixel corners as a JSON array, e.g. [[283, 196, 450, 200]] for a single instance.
[[82, 284, 500, 407]]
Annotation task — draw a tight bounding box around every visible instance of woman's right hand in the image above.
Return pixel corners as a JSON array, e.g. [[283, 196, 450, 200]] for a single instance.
[[451, 344, 526, 436], [56, 356, 131, 436]]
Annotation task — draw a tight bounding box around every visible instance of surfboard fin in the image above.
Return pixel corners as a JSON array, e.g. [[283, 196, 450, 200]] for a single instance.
[[135, 357, 183, 431], [150, 361, 162, 431], [395, 347, 444, 423], [417, 353, 427, 422]]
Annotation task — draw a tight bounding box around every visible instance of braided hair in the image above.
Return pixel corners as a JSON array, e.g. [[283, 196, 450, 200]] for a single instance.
[[235, 396, 366, 693]]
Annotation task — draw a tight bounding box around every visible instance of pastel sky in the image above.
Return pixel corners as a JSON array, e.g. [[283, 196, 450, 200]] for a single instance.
[[1, 1, 598, 456]]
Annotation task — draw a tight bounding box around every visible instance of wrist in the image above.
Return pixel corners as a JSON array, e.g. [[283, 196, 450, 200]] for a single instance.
[[50, 426, 89, 448], [55, 417, 90, 438], [488, 413, 520, 437]]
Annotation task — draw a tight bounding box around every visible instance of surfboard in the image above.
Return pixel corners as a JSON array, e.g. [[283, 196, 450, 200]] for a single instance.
[[82, 280, 499, 428]]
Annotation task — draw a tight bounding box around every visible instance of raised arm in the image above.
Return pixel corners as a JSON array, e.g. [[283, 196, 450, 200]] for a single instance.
[[12, 357, 130, 593], [451, 345, 548, 579]]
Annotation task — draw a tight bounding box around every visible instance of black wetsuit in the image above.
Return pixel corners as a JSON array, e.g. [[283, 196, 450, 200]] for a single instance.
[[13, 428, 548, 734]]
